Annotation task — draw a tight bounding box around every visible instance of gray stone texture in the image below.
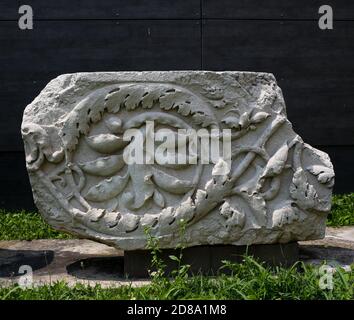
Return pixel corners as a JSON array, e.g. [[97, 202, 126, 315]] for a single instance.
[[21, 71, 334, 250]]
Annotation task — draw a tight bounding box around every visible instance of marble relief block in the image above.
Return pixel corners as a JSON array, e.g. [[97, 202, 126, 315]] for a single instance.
[[21, 71, 334, 250]]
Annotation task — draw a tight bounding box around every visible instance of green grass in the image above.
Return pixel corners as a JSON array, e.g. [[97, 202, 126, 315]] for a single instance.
[[1, 258, 353, 300], [0, 210, 72, 240], [327, 193, 354, 227], [0, 193, 353, 241]]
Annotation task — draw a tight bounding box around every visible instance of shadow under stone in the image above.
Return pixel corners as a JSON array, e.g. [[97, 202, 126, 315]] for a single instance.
[[67, 243, 299, 280], [299, 245, 354, 265], [66, 256, 125, 281], [0, 249, 54, 277], [124, 243, 300, 278]]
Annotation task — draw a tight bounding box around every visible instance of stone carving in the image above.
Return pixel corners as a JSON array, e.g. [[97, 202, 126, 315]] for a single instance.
[[21, 71, 334, 250]]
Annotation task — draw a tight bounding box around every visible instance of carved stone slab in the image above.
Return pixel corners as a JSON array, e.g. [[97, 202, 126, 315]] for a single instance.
[[21, 72, 334, 250]]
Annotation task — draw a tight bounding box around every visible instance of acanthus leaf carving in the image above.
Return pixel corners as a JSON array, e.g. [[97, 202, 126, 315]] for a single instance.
[[219, 201, 246, 231], [289, 168, 318, 210], [307, 165, 335, 187], [271, 201, 306, 229]]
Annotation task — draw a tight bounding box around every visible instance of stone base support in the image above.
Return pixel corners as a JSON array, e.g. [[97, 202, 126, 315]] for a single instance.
[[124, 243, 299, 278]]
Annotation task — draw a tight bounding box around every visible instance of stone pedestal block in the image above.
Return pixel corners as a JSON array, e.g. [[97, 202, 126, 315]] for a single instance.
[[124, 243, 299, 278]]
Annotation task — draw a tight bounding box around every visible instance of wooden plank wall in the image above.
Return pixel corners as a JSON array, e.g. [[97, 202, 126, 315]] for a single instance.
[[0, 1, 353, 210]]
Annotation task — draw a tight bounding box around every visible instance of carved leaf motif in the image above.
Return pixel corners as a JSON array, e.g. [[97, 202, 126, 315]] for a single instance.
[[222, 109, 269, 131], [194, 189, 207, 207], [179, 103, 193, 116], [219, 201, 233, 219], [118, 213, 140, 232], [104, 85, 161, 112], [103, 88, 124, 113], [158, 207, 175, 228], [192, 112, 217, 128], [250, 111, 270, 124], [201, 85, 224, 100], [213, 99, 229, 109], [60, 88, 109, 151], [219, 201, 246, 230], [221, 116, 240, 129], [79, 155, 125, 176], [238, 111, 250, 129], [104, 212, 120, 228], [141, 91, 161, 109], [289, 168, 318, 209], [174, 197, 195, 222], [64, 81, 220, 153], [140, 214, 158, 228], [249, 194, 267, 216], [212, 158, 231, 176], [272, 203, 302, 228], [236, 191, 267, 227], [86, 208, 106, 222], [152, 167, 195, 194], [85, 172, 129, 202], [307, 165, 335, 185], [22, 123, 64, 171], [105, 85, 214, 127], [86, 134, 128, 154], [125, 88, 149, 110], [262, 143, 289, 178], [153, 189, 165, 208], [159, 90, 191, 111], [158, 90, 217, 127], [127, 165, 155, 209], [61, 83, 218, 152]]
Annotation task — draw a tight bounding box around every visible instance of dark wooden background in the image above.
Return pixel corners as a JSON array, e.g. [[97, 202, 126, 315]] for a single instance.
[[0, 1, 353, 210]]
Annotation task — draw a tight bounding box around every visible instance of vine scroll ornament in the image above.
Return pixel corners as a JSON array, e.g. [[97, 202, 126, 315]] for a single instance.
[[21, 72, 334, 250]]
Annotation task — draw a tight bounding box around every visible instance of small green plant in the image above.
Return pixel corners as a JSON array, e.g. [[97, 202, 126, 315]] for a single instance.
[[164, 219, 193, 298], [143, 218, 194, 299], [144, 218, 191, 280], [144, 226, 167, 284], [169, 218, 190, 277]]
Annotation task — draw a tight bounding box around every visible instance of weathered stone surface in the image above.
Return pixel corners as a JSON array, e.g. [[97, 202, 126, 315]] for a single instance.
[[21, 71, 334, 250]]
